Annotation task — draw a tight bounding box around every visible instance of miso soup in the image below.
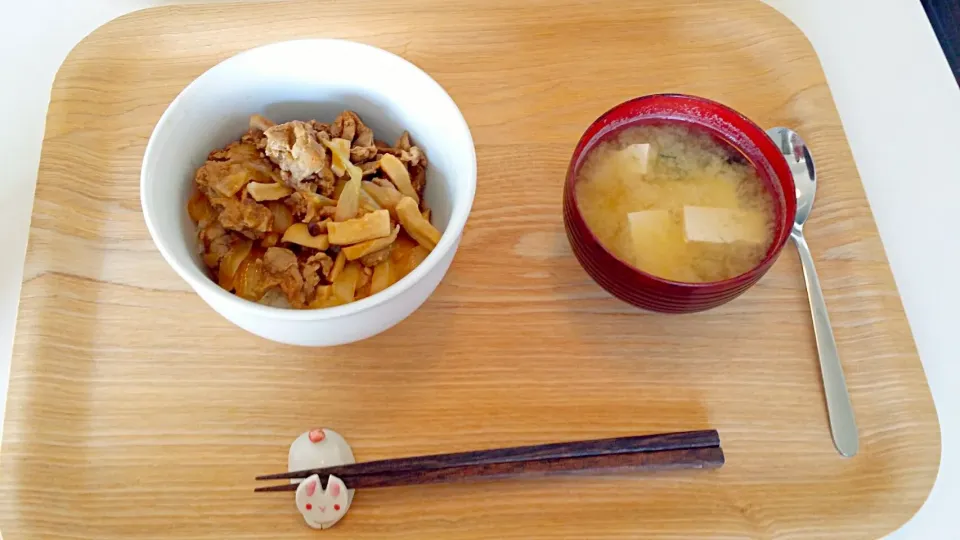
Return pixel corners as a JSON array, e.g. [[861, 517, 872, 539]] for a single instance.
[[575, 123, 776, 283]]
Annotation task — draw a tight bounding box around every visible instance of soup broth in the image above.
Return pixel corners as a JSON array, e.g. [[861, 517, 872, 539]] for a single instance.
[[575, 123, 776, 283]]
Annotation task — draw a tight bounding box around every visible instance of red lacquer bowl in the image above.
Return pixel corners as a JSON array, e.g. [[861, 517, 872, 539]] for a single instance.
[[563, 94, 797, 313]]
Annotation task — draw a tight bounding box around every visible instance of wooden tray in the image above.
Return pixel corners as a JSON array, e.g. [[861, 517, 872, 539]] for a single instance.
[[0, 1, 940, 538]]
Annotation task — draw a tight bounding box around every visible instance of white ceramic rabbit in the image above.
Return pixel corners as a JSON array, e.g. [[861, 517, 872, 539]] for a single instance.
[[288, 428, 356, 529], [295, 474, 351, 529]]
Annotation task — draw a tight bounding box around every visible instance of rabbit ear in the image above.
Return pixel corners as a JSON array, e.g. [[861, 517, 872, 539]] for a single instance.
[[296, 474, 321, 504], [325, 474, 346, 498]]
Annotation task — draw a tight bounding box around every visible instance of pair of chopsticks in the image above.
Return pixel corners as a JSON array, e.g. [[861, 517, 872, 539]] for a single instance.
[[255, 429, 723, 492]]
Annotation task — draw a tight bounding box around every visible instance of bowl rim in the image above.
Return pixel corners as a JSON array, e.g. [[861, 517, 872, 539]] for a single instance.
[[140, 38, 477, 321], [565, 92, 796, 290]]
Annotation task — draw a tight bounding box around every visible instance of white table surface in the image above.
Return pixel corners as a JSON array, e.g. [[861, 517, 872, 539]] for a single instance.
[[1, 0, 958, 537]]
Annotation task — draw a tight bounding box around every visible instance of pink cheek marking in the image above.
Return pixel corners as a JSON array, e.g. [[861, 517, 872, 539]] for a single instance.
[[305, 504, 312, 510], [334, 504, 341, 511]]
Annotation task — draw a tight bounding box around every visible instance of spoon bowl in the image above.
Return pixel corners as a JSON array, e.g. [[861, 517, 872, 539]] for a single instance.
[[768, 127, 818, 229]]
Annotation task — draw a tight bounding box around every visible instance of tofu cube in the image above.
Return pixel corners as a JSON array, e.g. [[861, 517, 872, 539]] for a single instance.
[[619, 143, 657, 175], [629, 209, 671, 239], [627, 210, 676, 271], [683, 206, 767, 245]]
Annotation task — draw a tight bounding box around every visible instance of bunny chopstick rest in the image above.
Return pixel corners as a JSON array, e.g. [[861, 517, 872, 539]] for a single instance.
[[287, 428, 356, 529]]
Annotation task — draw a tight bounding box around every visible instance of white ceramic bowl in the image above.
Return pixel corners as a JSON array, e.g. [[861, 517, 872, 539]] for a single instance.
[[141, 39, 476, 346]]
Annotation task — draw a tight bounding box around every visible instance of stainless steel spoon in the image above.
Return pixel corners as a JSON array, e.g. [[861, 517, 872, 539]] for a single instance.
[[767, 127, 858, 457]]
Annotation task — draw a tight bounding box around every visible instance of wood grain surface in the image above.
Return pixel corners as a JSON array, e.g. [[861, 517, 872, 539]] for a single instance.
[[0, 1, 940, 539]]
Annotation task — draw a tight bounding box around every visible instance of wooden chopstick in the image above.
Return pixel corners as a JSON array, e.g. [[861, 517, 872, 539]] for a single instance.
[[256, 446, 724, 492], [255, 430, 721, 492], [258, 430, 718, 481]]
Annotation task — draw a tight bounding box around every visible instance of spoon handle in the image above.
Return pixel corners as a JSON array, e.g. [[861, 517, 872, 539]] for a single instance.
[[792, 230, 859, 457]]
